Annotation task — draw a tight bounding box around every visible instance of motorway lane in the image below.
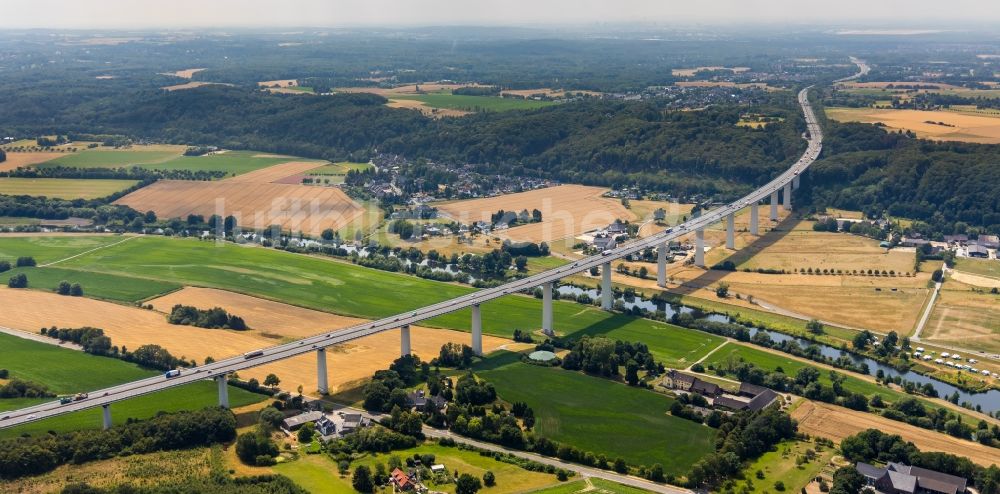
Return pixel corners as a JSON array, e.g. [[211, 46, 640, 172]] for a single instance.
[[1, 83, 827, 429]]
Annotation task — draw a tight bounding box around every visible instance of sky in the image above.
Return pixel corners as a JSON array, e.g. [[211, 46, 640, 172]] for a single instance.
[[2, 0, 999, 29]]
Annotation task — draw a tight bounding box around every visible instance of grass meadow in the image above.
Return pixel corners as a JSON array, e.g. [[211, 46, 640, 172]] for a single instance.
[[146, 151, 306, 176], [38, 149, 309, 176], [0, 333, 263, 437], [5, 265, 180, 302], [475, 351, 717, 475], [44, 150, 181, 168], [39, 236, 721, 367], [0, 178, 139, 199], [0, 235, 126, 264], [275, 442, 561, 494]]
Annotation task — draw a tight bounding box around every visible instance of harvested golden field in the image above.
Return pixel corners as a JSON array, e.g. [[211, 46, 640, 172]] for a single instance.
[[825, 107, 1000, 144], [0, 152, 63, 171], [223, 161, 327, 184], [792, 400, 999, 466], [725, 283, 927, 333], [925, 288, 1000, 354], [436, 185, 636, 243], [161, 81, 232, 91], [730, 227, 915, 275], [258, 79, 298, 87], [500, 88, 602, 98], [114, 180, 365, 236], [949, 270, 1000, 288], [386, 98, 470, 118], [671, 66, 750, 77], [0, 287, 512, 396], [160, 68, 206, 79]]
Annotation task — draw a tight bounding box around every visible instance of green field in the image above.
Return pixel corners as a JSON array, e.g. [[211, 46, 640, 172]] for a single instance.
[[144, 151, 312, 176], [0, 178, 139, 199], [5, 265, 180, 302], [30, 235, 722, 366], [704, 342, 896, 400], [392, 92, 556, 112], [519, 478, 654, 494], [0, 235, 126, 264], [955, 257, 1000, 279], [43, 150, 181, 168], [0, 332, 263, 437], [276, 442, 562, 494], [476, 352, 716, 475], [39, 149, 312, 176]]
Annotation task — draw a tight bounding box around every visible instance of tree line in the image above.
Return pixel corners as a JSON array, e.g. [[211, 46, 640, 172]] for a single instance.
[[0, 407, 237, 479]]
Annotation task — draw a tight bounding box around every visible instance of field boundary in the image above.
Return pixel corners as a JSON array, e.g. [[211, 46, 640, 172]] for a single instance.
[[41, 235, 138, 267]]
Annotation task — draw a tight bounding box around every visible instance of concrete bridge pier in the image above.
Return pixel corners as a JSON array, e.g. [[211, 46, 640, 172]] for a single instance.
[[770, 190, 779, 221], [316, 349, 328, 395], [541, 282, 554, 336], [400, 324, 411, 357], [471, 303, 483, 355], [750, 203, 760, 236], [694, 228, 705, 267], [725, 213, 735, 249], [600, 262, 613, 310], [657, 242, 667, 288], [793, 174, 801, 189], [216, 374, 230, 408], [783, 182, 793, 211], [102, 404, 112, 430]]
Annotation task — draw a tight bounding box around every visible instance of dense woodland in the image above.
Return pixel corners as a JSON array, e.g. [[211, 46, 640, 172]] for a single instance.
[[807, 119, 1000, 233], [2, 85, 806, 196]]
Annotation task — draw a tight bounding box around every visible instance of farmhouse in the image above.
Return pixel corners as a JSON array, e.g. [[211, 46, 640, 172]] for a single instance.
[[856, 462, 968, 494], [663, 369, 697, 391], [282, 411, 324, 431], [407, 389, 447, 410]]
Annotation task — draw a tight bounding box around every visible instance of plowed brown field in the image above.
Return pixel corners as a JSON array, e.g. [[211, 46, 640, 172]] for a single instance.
[[114, 180, 364, 235], [0, 287, 511, 395], [436, 185, 636, 243], [792, 400, 998, 466]]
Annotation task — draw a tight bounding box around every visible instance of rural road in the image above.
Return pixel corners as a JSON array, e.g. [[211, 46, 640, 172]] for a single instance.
[[0, 325, 83, 351], [911, 280, 942, 342]]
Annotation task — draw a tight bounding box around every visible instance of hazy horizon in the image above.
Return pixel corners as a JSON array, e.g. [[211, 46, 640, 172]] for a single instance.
[[3, 0, 1000, 30]]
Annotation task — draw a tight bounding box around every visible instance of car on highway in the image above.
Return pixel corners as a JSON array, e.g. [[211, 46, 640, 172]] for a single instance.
[[601, 250, 613, 256], [164, 369, 182, 378]]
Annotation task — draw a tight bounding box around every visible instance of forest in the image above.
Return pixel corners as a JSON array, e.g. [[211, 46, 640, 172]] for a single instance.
[[807, 121, 1000, 233]]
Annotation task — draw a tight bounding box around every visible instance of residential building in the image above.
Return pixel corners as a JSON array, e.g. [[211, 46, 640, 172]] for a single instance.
[[390, 468, 416, 491]]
